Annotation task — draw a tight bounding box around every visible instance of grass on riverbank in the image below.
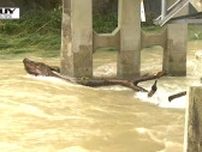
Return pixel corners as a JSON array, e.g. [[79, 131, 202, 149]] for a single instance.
[[0, 9, 202, 59], [0, 9, 61, 59], [0, 33, 60, 59]]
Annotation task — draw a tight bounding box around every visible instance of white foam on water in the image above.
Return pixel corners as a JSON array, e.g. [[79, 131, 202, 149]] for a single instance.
[[0, 142, 23, 151], [157, 141, 183, 152], [135, 89, 187, 109], [135, 127, 148, 134], [97, 85, 129, 91], [25, 74, 88, 89], [26, 74, 71, 85], [159, 96, 187, 109], [135, 127, 164, 144]]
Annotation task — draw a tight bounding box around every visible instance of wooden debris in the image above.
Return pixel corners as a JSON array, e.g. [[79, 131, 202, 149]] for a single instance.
[[168, 91, 187, 102]]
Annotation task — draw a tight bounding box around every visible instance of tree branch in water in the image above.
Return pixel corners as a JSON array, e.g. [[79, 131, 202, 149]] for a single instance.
[[148, 80, 158, 97], [23, 58, 165, 93]]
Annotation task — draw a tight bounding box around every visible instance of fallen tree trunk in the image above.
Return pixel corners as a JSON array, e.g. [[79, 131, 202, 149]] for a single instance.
[[133, 71, 166, 85], [23, 58, 165, 92], [168, 91, 187, 102]]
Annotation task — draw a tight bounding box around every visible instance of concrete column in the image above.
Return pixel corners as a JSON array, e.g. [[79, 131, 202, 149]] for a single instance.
[[163, 24, 187, 76], [184, 86, 202, 152], [161, 0, 167, 19], [117, 0, 141, 79], [61, 0, 93, 78]]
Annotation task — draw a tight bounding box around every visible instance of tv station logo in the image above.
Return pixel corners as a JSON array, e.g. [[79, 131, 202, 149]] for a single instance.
[[0, 7, 20, 19]]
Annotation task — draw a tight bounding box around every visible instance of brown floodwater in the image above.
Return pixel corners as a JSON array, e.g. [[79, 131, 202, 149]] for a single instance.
[[0, 41, 202, 152]]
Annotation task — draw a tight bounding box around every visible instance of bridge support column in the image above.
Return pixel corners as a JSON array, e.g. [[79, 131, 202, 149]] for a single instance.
[[117, 0, 141, 79], [163, 24, 187, 76], [61, 0, 93, 78], [184, 86, 202, 152]]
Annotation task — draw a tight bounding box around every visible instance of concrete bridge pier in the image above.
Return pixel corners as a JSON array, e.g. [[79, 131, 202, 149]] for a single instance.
[[61, 0, 188, 79], [184, 86, 202, 152], [117, 0, 141, 79], [163, 24, 187, 76], [61, 0, 93, 78]]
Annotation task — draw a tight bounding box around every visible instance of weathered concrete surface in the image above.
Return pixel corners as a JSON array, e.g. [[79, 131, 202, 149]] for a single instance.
[[167, 0, 189, 17], [61, 0, 93, 78], [141, 29, 167, 48], [93, 27, 120, 51], [184, 86, 202, 152], [117, 0, 141, 79], [190, 0, 202, 12], [163, 24, 187, 76], [194, 50, 202, 77]]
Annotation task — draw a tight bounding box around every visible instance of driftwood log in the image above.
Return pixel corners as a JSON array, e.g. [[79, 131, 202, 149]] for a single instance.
[[148, 80, 158, 97], [168, 91, 187, 102], [23, 58, 165, 93]]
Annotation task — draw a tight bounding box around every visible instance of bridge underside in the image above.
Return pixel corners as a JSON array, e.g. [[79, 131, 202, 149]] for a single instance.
[[61, 0, 188, 79], [169, 12, 202, 24]]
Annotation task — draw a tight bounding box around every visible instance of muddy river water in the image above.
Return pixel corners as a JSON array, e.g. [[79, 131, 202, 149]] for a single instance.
[[0, 41, 202, 152]]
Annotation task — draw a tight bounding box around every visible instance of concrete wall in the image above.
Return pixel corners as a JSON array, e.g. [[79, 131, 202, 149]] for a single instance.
[[61, 0, 93, 78], [141, 30, 167, 48], [93, 28, 120, 50]]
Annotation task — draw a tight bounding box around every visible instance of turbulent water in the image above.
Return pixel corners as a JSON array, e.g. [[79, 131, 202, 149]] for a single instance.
[[0, 41, 202, 152]]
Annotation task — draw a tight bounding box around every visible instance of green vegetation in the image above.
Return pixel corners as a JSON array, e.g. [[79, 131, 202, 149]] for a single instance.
[[93, 12, 118, 33], [188, 24, 202, 40], [0, 9, 61, 59], [0, 34, 60, 59], [0, 9, 202, 59], [141, 25, 163, 33]]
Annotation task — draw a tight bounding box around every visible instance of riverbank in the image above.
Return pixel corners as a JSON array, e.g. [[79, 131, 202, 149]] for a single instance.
[[0, 9, 202, 59]]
